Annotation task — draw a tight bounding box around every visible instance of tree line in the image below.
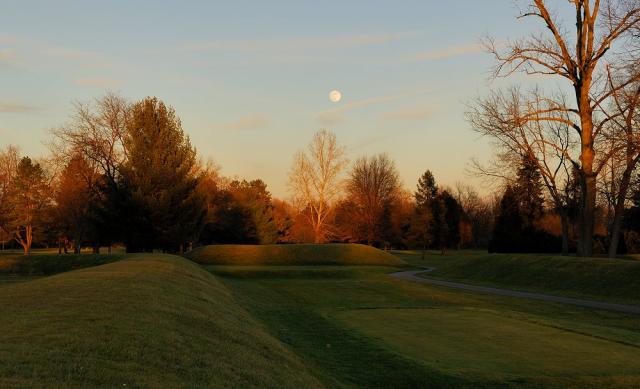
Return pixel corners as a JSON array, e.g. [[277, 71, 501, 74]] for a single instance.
[[0, 97, 495, 255]]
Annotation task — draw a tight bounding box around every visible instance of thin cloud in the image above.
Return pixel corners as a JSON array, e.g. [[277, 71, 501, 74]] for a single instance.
[[412, 43, 482, 62], [316, 95, 400, 125], [0, 49, 19, 69], [73, 78, 122, 87], [223, 114, 271, 131], [182, 32, 415, 53], [42, 46, 101, 61], [382, 107, 432, 121], [0, 101, 40, 113]]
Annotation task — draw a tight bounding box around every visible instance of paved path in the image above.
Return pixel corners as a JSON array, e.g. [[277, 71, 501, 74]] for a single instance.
[[389, 267, 640, 314]]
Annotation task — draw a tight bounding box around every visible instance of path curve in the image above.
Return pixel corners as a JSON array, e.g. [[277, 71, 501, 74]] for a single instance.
[[389, 267, 640, 314]]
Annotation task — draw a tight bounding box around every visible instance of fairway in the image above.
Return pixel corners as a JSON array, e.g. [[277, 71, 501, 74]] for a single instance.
[[211, 263, 640, 387], [2, 250, 640, 387], [337, 308, 640, 377], [395, 250, 640, 304]]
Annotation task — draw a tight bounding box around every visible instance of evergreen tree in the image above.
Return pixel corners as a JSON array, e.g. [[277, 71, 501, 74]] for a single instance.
[[415, 170, 437, 207], [489, 185, 523, 253], [440, 190, 462, 251], [121, 97, 205, 252], [410, 170, 437, 255], [514, 153, 545, 228]]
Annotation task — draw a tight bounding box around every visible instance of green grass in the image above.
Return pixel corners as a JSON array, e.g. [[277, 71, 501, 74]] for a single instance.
[[393, 250, 640, 305], [188, 243, 407, 266], [211, 264, 640, 388], [0, 253, 125, 276], [0, 254, 322, 388]]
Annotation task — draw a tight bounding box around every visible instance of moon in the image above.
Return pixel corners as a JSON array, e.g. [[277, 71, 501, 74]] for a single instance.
[[329, 90, 342, 103]]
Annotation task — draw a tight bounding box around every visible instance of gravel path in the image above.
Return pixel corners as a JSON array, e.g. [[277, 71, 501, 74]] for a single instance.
[[389, 267, 640, 314]]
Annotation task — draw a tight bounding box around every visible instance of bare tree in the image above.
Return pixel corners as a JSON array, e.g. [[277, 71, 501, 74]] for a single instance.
[[484, 0, 640, 256], [50, 92, 130, 185], [346, 154, 401, 246], [288, 130, 348, 243], [598, 67, 640, 257], [468, 87, 580, 255]]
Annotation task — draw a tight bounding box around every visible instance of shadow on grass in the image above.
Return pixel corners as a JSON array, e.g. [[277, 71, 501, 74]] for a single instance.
[[0, 254, 126, 276]]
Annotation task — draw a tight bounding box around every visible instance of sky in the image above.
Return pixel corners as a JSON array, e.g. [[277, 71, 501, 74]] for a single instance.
[[0, 1, 551, 198]]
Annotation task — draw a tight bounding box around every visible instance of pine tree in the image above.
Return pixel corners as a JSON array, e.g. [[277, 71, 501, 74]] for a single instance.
[[411, 170, 437, 256], [490, 185, 523, 253], [514, 153, 545, 228], [415, 170, 437, 208], [121, 97, 205, 252]]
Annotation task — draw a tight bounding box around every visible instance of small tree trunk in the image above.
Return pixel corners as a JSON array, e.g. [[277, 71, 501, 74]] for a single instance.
[[179, 243, 184, 255], [559, 208, 570, 256], [608, 166, 635, 258], [92, 245, 99, 254]]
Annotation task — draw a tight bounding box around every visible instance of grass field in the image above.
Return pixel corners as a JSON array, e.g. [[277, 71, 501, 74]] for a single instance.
[[0, 254, 321, 388], [2, 246, 640, 387], [394, 250, 640, 304], [211, 264, 640, 388], [188, 243, 406, 266]]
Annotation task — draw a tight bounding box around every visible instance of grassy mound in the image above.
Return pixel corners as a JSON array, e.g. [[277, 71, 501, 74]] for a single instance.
[[187, 244, 407, 266], [402, 251, 640, 304], [0, 253, 125, 276], [0, 254, 321, 388]]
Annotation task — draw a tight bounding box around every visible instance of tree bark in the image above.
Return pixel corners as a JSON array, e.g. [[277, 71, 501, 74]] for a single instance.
[[579, 173, 596, 257], [608, 165, 635, 258], [559, 207, 570, 256]]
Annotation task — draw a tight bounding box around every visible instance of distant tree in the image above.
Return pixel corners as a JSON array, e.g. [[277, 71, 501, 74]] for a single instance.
[[415, 170, 437, 207], [50, 92, 130, 185], [490, 185, 523, 253], [514, 153, 545, 228], [346, 154, 400, 246], [0, 145, 20, 242], [410, 170, 437, 256], [272, 199, 295, 242], [439, 190, 463, 252], [121, 97, 205, 253], [200, 189, 257, 244], [4, 157, 52, 255], [288, 130, 348, 243], [54, 155, 96, 253], [454, 182, 494, 249], [228, 179, 278, 244]]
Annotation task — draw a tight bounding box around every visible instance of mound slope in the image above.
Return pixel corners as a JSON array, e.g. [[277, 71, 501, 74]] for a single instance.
[[187, 244, 407, 266], [0, 254, 322, 388]]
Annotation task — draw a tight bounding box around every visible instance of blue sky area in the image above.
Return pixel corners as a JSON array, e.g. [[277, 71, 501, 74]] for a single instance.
[[1, 1, 562, 197]]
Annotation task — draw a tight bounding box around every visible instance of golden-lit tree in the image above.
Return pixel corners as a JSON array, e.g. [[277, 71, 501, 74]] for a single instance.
[[346, 154, 401, 246], [0, 145, 20, 250], [483, 0, 640, 256], [50, 92, 130, 184], [288, 129, 348, 243], [4, 157, 52, 255]]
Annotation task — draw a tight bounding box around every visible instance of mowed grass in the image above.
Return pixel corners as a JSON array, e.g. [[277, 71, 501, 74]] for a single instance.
[[211, 265, 640, 388], [188, 243, 406, 266], [394, 250, 640, 304], [0, 254, 322, 388]]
